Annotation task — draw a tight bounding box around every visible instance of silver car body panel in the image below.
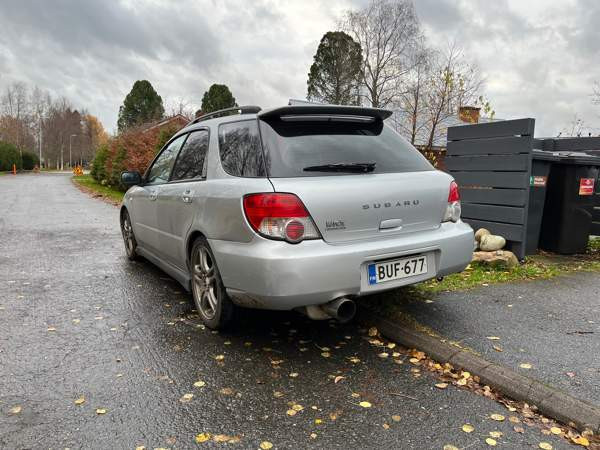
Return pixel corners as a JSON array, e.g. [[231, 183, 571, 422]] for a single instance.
[[122, 106, 474, 311]]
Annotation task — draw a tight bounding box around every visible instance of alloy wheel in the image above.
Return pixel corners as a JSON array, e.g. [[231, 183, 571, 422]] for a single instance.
[[192, 246, 218, 320]]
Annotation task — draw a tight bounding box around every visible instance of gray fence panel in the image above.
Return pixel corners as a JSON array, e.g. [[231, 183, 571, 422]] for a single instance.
[[447, 136, 532, 156], [447, 118, 535, 141], [462, 203, 526, 225], [460, 188, 527, 207], [452, 172, 529, 189], [446, 154, 530, 172]]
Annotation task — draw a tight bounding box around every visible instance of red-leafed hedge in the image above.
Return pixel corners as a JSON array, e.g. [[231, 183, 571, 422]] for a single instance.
[[91, 123, 180, 190]]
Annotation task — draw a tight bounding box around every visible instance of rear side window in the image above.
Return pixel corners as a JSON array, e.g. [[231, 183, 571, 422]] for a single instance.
[[171, 130, 209, 181], [259, 119, 433, 177], [218, 120, 266, 177]]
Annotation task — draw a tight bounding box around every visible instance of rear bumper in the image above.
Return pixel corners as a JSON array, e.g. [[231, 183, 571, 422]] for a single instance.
[[210, 221, 474, 310]]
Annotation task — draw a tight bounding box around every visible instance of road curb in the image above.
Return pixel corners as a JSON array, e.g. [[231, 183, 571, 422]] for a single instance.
[[358, 307, 600, 434]]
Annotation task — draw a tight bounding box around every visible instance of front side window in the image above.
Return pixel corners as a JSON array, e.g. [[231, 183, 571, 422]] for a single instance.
[[146, 134, 187, 185], [218, 120, 265, 177], [171, 130, 209, 181]]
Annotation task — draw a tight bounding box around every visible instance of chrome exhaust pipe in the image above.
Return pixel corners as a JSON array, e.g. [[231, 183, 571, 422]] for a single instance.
[[320, 297, 356, 323]]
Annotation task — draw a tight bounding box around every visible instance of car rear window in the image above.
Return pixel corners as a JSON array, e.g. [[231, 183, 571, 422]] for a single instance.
[[218, 120, 266, 177], [258, 118, 433, 177]]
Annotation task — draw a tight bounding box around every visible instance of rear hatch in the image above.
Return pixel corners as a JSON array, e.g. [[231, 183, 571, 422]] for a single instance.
[[258, 108, 451, 243]]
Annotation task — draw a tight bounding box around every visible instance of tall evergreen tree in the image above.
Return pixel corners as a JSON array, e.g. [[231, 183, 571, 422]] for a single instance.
[[307, 31, 363, 105], [117, 80, 165, 132], [200, 84, 237, 114]]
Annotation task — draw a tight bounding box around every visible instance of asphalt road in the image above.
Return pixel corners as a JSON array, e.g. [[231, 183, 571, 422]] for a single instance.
[[0, 173, 571, 449], [392, 271, 600, 406]]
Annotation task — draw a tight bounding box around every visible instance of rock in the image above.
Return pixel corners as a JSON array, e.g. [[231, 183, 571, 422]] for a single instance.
[[479, 234, 506, 251], [472, 250, 519, 269], [474, 228, 491, 243]]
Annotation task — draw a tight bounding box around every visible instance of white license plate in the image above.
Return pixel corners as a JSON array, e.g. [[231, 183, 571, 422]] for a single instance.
[[367, 255, 428, 285]]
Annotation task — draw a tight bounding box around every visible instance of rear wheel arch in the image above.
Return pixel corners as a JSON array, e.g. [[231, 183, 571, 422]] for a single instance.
[[186, 230, 207, 267]]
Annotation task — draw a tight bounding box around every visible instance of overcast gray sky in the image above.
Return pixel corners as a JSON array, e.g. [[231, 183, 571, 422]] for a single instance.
[[0, 0, 598, 136]]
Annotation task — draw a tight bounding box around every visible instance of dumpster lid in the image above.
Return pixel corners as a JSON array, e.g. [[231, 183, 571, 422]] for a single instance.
[[534, 150, 600, 165], [532, 149, 560, 161]]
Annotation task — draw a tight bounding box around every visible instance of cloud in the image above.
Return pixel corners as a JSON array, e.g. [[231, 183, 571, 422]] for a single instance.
[[0, 0, 599, 136]]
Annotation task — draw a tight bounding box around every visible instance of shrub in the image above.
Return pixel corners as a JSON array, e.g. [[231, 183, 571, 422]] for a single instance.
[[0, 141, 21, 171], [90, 143, 109, 183], [21, 152, 39, 170]]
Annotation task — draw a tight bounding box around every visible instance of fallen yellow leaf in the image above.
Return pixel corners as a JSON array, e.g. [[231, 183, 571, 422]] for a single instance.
[[315, 418, 322, 424], [259, 441, 273, 449], [493, 345, 503, 352], [334, 376, 345, 384], [456, 378, 468, 386], [47, 327, 56, 332], [462, 424, 474, 433], [219, 388, 234, 396], [514, 426, 525, 433], [435, 383, 448, 389], [571, 436, 590, 446], [180, 393, 194, 402], [461, 371, 471, 379], [443, 445, 459, 450], [382, 423, 390, 429], [509, 416, 520, 423], [351, 393, 360, 398], [486, 336, 500, 340], [321, 352, 331, 358], [195, 433, 211, 443], [349, 357, 360, 363], [368, 327, 378, 337], [387, 343, 396, 349], [392, 415, 401, 422], [193, 381, 206, 388], [286, 409, 297, 416], [409, 358, 420, 364], [539, 443, 552, 450], [291, 404, 303, 411], [273, 391, 284, 398], [489, 431, 502, 438], [359, 401, 372, 408], [74, 396, 85, 405], [486, 437, 497, 446], [95, 408, 107, 415], [289, 372, 299, 378], [310, 433, 317, 439], [550, 427, 562, 435], [214, 355, 225, 361], [378, 352, 389, 358], [520, 363, 533, 369], [9, 405, 21, 414], [490, 413, 505, 421]]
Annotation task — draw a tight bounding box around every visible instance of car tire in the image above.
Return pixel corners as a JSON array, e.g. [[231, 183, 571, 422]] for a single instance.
[[189, 237, 235, 330], [120, 209, 140, 261]]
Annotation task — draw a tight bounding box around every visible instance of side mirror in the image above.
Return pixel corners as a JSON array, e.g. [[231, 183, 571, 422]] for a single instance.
[[121, 171, 142, 187]]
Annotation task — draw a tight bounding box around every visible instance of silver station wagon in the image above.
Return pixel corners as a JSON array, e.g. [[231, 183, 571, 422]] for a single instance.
[[120, 104, 474, 329]]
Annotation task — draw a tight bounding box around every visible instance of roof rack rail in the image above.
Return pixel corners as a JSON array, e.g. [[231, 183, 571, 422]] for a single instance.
[[187, 105, 262, 126]]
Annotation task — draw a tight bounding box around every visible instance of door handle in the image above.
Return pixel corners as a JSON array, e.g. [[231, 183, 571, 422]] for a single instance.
[[149, 190, 158, 201], [379, 218, 403, 230], [182, 189, 193, 203]]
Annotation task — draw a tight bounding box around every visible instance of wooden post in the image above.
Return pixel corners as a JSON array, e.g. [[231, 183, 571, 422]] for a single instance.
[[12, 164, 16, 175]]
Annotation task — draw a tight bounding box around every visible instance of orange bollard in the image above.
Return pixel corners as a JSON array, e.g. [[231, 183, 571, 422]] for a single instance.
[[12, 164, 16, 175]]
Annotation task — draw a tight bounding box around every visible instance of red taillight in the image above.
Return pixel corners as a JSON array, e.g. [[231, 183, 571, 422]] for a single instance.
[[448, 180, 460, 202], [243, 193, 320, 243]]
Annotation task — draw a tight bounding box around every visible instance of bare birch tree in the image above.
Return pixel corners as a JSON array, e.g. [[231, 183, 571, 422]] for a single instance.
[[342, 0, 421, 108]]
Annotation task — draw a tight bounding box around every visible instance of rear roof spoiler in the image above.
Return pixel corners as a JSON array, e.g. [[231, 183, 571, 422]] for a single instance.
[[258, 105, 393, 121]]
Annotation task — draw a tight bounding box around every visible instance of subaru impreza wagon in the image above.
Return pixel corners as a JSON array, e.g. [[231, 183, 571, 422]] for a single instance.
[[120, 104, 474, 329]]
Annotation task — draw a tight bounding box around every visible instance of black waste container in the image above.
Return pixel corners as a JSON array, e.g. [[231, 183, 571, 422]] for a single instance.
[[539, 151, 600, 254], [526, 150, 559, 254]]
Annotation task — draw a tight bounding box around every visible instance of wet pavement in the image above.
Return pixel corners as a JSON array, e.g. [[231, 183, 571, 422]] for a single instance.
[[392, 272, 600, 406], [0, 173, 572, 449]]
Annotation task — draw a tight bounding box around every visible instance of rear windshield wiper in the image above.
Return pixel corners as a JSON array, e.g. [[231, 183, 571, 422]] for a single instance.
[[303, 162, 376, 173]]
